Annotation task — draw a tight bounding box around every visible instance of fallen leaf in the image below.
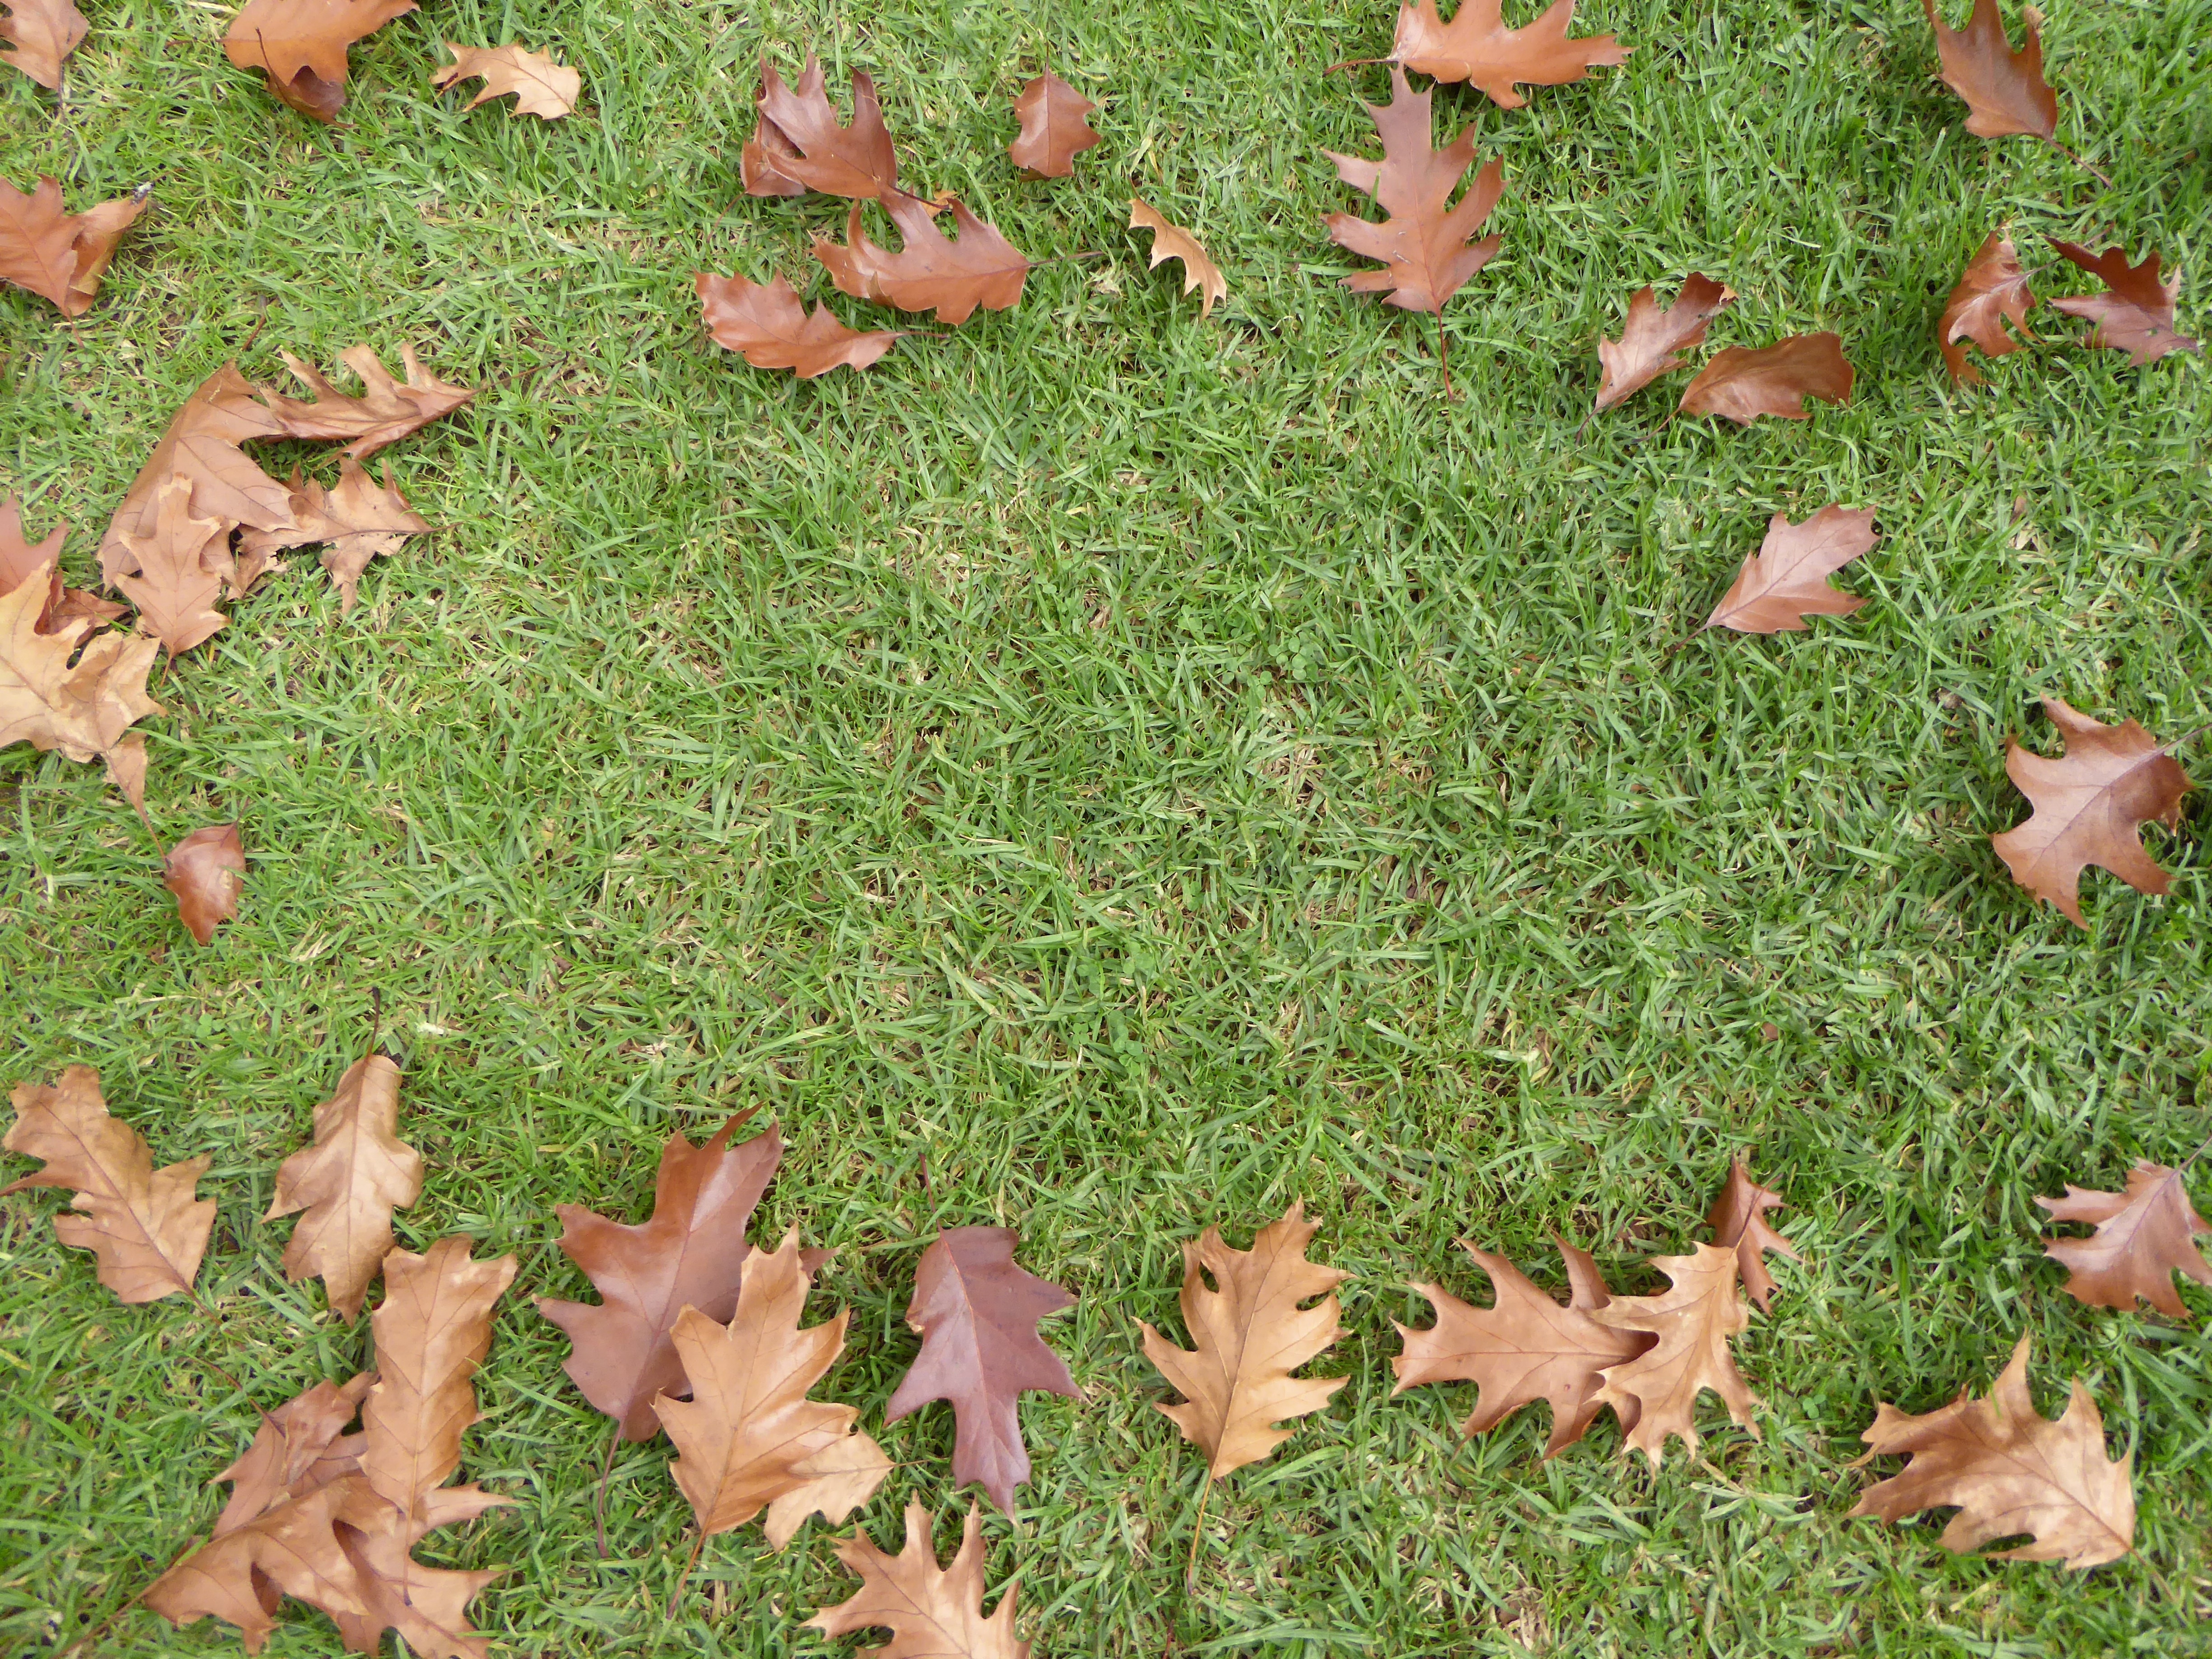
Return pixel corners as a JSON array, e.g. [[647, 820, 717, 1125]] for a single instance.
[[1139, 1200, 1349, 1480], [209, 1373, 373, 1535], [0, 175, 146, 317], [743, 58, 901, 200], [1129, 200, 1225, 318], [1990, 696, 2192, 928], [1392, 1238, 1653, 1457], [697, 271, 903, 378], [1008, 73, 1099, 177], [0, 557, 163, 808], [1, 0, 87, 89], [98, 365, 298, 585], [0, 496, 118, 633], [237, 457, 432, 615], [1, 1064, 214, 1303], [1924, 0, 2057, 141], [223, 0, 418, 123], [1938, 230, 2036, 384], [1705, 505, 1879, 634], [165, 822, 247, 946], [1850, 1334, 2133, 1568], [431, 42, 578, 119], [1593, 273, 1732, 412], [1323, 64, 1504, 315], [2049, 243, 2199, 366], [1704, 1157, 1804, 1312], [814, 196, 1030, 325], [1590, 1242, 1761, 1465], [2037, 1161, 2212, 1317], [885, 1226, 1078, 1512], [764, 1434, 899, 1551], [113, 478, 232, 657], [1677, 331, 1853, 425], [253, 344, 474, 459], [806, 1502, 1029, 1659], [1392, 0, 1630, 108], [266, 1054, 422, 1319], [359, 1235, 517, 1516]]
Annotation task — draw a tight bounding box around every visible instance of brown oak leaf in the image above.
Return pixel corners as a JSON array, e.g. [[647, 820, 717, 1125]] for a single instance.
[[1139, 1200, 1349, 1480], [1704, 1157, 1804, 1312], [1990, 697, 2192, 928], [165, 822, 247, 946], [98, 364, 298, 584], [764, 1433, 898, 1551], [1849, 1334, 2133, 1569], [743, 58, 901, 200], [223, 0, 418, 124], [1590, 1243, 1761, 1465], [113, 477, 232, 657], [431, 42, 578, 120], [1, 557, 163, 807], [2, 0, 88, 89], [697, 272, 903, 378], [1593, 273, 1732, 412], [807, 1502, 1029, 1659], [884, 1226, 1077, 1511], [266, 1054, 423, 1319], [2049, 243, 2199, 366], [1129, 200, 1225, 318], [238, 457, 433, 615], [1008, 73, 1099, 177], [253, 345, 475, 459], [209, 1373, 374, 1535], [0, 497, 120, 633], [1705, 505, 1879, 634], [1939, 230, 2036, 384], [2037, 1161, 2212, 1317], [1925, 0, 2057, 141], [1678, 332, 1854, 425], [2, 1065, 214, 1303], [0, 175, 145, 317], [814, 196, 1030, 325], [1393, 0, 1630, 108]]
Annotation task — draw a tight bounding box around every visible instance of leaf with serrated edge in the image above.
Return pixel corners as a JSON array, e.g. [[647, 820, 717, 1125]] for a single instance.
[[1924, 0, 2057, 141], [1704, 1156, 1804, 1312], [1591, 1243, 1761, 1465], [267, 1054, 423, 1319], [2038, 1161, 2212, 1317], [1129, 200, 1226, 318], [1939, 231, 2036, 383], [1009, 73, 1099, 176], [806, 1502, 1029, 1659], [2049, 243, 2199, 366], [1593, 274, 1731, 412], [1393, 0, 1630, 109], [1705, 506, 1877, 634], [431, 42, 579, 120]]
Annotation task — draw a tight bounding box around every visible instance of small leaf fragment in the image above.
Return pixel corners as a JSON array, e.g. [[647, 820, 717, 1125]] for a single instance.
[[1705, 506, 1878, 635], [1704, 1156, 1805, 1312], [1129, 200, 1226, 318], [431, 42, 579, 119], [165, 822, 247, 946], [1008, 73, 1100, 177]]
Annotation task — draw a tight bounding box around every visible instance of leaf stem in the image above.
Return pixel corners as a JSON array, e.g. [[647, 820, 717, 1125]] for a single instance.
[[665, 1530, 704, 1619], [593, 1421, 621, 1557], [1183, 1475, 1212, 1590], [1435, 314, 1453, 399], [2046, 137, 2114, 190]]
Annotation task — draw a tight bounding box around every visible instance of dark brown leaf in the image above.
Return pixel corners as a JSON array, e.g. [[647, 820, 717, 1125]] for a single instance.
[[1924, 0, 2057, 140], [743, 57, 901, 200], [0, 175, 145, 317], [2049, 243, 2199, 366], [697, 272, 903, 377], [1677, 332, 1854, 425], [2038, 1161, 2212, 1317], [813, 196, 1030, 325], [1393, 0, 1630, 108], [165, 822, 246, 946], [1939, 230, 2036, 383], [1008, 73, 1100, 177], [1593, 273, 1732, 412], [1704, 1157, 1804, 1312], [223, 0, 417, 124]]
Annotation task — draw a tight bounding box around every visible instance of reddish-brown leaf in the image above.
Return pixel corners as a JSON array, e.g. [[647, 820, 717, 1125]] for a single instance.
[[165, 822, 247, 946], [0, 557, 163, 808], [2049, 243, 2199, 366], [266, 1054, 423, 1319], [223, 0, 418, 124], [209, 1374, 373, 1536], [2, 0, 87, 91], [1593, 273, 1732, 412], [1924, 0, 2057, 140], [0, 175, 145, 317], [235, 457, 433, 616], [1008, 73, 1100, 177], [1393, 0, 1630, 108], [742, 58, 901, 200], [1704, 1157, 1804, 1312], [1705, 506, 1878, 635], [2038, 1161, 2212, 1317], [112, 478, 232, 657], [1677, 332, 1854, 425], [98, 365, 298, 585], [806, 1503, 1029, 1659], [253, 345, 474, 459], [698, 272, 903, 378], [814, 196, 1030, 325], [1990, 697, 2192, 928], [1590, 1243, 1761, 1466], [1939, 230, 2036, 383]]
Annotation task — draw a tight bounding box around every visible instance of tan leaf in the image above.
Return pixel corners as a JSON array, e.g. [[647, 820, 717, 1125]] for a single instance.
[[1, 0, 88, 89], [2049, 243, 2199, 366], [1, 1064, 213, 1303], [1590, 1243, 1760, 1465], [1990, 697, 2192, 928], [814, 196, 1030, 325], [763, 1431, 896, 1550], [1925, 0, 2057, 141], [266, 1055, 424, 1320], [742, 57, 900, 201], [234, 456, 432, 615], [1008, 73, 1100, 177], [361, 1235, 518, 1517], [0, 558, 163, 807], [1138, 1200, 1349, 1480], [0, 175, 145, 317], [1705, 505, 1879, 634], [223, 0, 418, 124], [165, 822, 247, 946], [2037, 1161, 2212, 1317], [1392, 1238, 1653, 1457], [431, 42, 579, 120], [1704, 1156, 1804, 1312], [1850, 1334, 2133, 1568], [806, 1502, 1029, 1659], [1593, 274, 1732, 412], [1129, 200, 1225, 319], [98, 364, 298, 585], [696, 272, 903, 378], [1939, 230, 2036, 384], [113, 477, 232, 656], [1393, 0, 1630, 108], [253, 344, 474, 459], [1678, 332, 1854, 424], [0, 495, 115, 633], [211, 1373, 374, 1535]]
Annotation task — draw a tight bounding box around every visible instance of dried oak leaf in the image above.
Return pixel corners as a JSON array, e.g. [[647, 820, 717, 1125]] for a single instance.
[[2050, 243, 2199, 366], [1393, 0, 1630, 108], [1139, 1200, 1349, 1480], [99, 365, 298, 584], [537, 1109, 789, 1441], [807, 1502, 1028, 1659], [165, 822, 247, 946], [2038, 1161, 2212, 1318], [239, 457, 432, 616], [1925, 0, 2057, 141], [113, 477, 232, 657], [1590, 1242, 1760, 1466], [1008, 73, 1099, 177], [1990, 696, 2191, 928], [1, 497, 120, 633], [655, 1230, 887, 1548], [743, 58, 900, 200], [814, 196, 1030, 325], [697, 272, 903, 378], [1939, 230, 2036, 384], [1849, 1334, 2133, 1569], [1323, 64, 1504, 315], [0, 175, 145, 317], [2, 0, 87, 89], [885, 1226, 1078, 1512], [1392, 1238, 1653, 1457], [1678, 332, 1853, 425], [1705, 505, 1879, 635], [1705, 1157, 1804, 1312], [210, 1373, 373, 1535], [2, 1065, 213, 1303], [223, 0, 417, 124], [1593, 273, 1731, 412], [431, 43, 578, 120], [1129, 200, 1225, 318], [1, 558, 162, 807], [266, 1054, 422, 1320], [253, 345, 475, 459]]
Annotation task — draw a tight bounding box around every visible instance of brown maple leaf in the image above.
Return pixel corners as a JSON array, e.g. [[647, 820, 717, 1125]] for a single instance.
[[2037, 1161, 2212, 1317], [807, 1502, 1029, 1659], [1, 557, 163, 808], [98, 365, 299, 585], [1129, 200, 1226, 318], [1704, 1157, 1804, 1312], [1393, 0, 1630, 108], [2049, 243, 2199, 366], [165, 822, 247, 946], [253, 345, 475, 459], [743, 58, 901, 200], [112, 478, 232, 657], [1677, 331, 1854, 425], [1009, 72, 1100, 177], [1392, 1238, 1653, 1457], [814, 196, 1030, 325], [1590, 1243, 1761, 1465], [1990, 696, 2192, 928], [2, 0, 88, 89], [0, 175, 145, 317], [431, 43, 579, 120], [237, 457, 433, 615], [209, 1373, 373, 1535], [1323, 64, 1504, 317], [0, 496, 120, 633], [1139, 1200, 1349, 1480], [2, 1064, 214, 1303], [885, 1226, 1077, 1512], [1705, 506, 1879, 634], [223, 0, 418, 124], [1850, 1334, 2133, 1568], [697, 272, 904, 378], [1925, 0, 2057, 141], [266, 1054, 423, 1320], [1592, 273, 1732, 413], [1938, 230, 2037, 384]]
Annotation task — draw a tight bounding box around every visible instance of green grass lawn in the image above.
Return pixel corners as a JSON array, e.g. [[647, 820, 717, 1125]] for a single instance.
[[5, 0, 2211, 1654]]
